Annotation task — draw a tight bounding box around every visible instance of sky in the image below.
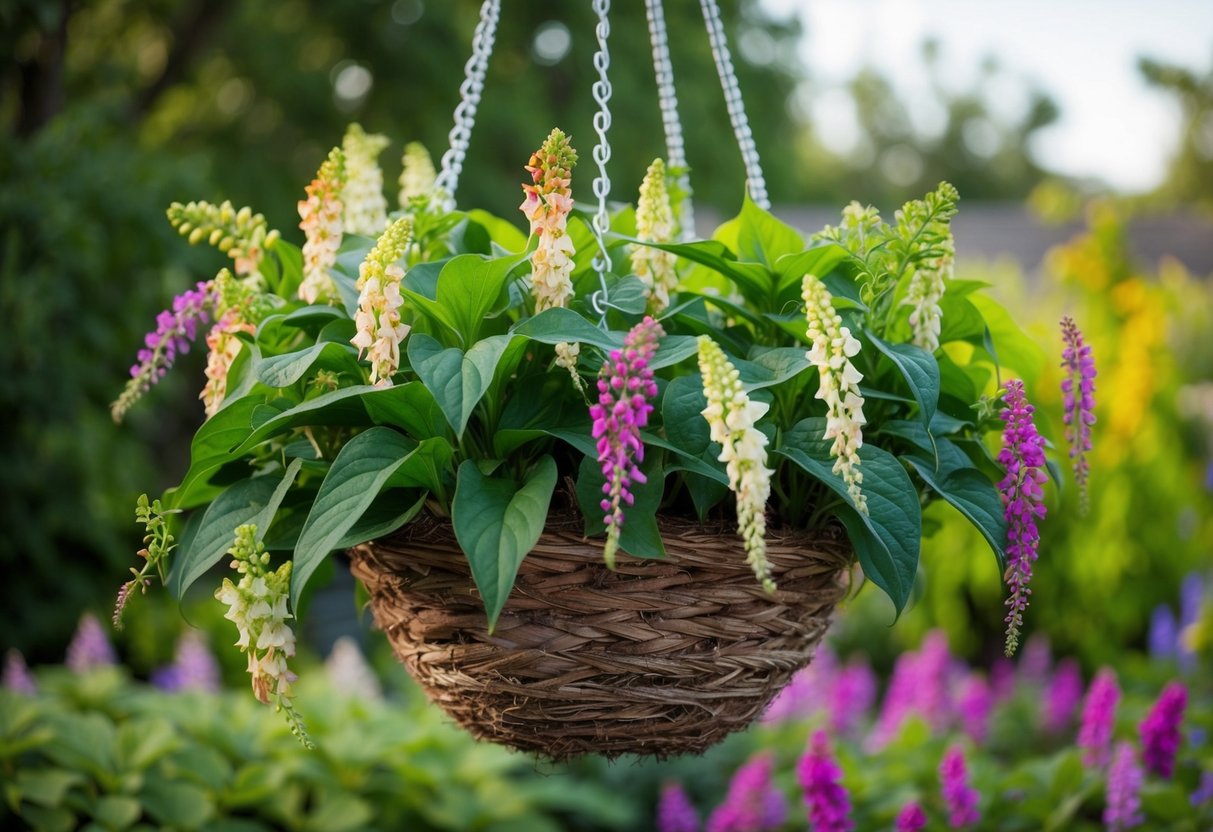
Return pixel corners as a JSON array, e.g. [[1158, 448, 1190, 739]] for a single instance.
[[758, 0, 1213, 192]]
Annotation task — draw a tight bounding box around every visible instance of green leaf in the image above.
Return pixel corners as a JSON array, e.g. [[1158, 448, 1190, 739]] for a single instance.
[[466, 208, 529, 253], [513, 307, 620, 352], [291, 428, 422, 609], [776, 419, 921, 612], [166, 396, 263, 510], [227, 384, 411, 457], [14, 768, 82, 808], [139, 780, 215, 829], [773, 243, 848, 295], [649, 335, 701, 371], [362, 380, 449, 439], [736, 195, 804, 268], [866, 331, 940, 435], [736, 346, 812, 391], [574, 454, 666, 560], [170, 460, 301, 600], [93, 795, 141, 830], [407, 333, 517, 438], [451, 456, 557, 631], [256, 342, 358, 389], [905, 456, 1007, 568], [621, 237, 771, 300], [434, 252, 529, 345], [604, 276, 649, 314], [335, 490, 427, 548]]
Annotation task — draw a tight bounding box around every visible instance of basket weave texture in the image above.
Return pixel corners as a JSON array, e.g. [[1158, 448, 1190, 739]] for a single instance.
[[349, 512, 851, 759]]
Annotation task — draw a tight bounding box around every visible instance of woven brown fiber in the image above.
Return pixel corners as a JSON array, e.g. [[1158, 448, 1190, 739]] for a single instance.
[[349, 512, 851, 760]]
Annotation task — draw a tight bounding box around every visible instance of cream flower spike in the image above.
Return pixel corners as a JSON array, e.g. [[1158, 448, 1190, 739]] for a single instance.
[[342, 123, 390, 236], [297, 147, 345, 305], [632, 158, 679, 313], [399, 142, 437, 207], [802, 274, 868, 514], [351, 217, 414, 387]]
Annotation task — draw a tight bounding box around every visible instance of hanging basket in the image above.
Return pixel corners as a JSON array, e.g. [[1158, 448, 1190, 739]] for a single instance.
[[349, 513, 851, 759]]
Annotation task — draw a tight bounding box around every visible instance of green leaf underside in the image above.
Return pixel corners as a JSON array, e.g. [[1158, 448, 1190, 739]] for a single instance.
[[866, 331, 940, 438], [170, 459, 301, 600], [291, 428, 424, 609], [452, 456, 558, 632], [775, 418, 921, 613]]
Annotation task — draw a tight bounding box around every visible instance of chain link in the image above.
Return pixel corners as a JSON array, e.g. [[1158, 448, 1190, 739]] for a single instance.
[[589, 0, 614, 305], [433, 0, 501, 210], [698, 0, 769, 210], [644, 0, 695, 240]]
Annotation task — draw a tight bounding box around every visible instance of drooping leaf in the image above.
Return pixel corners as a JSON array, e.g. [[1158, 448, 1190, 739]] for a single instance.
[[407, 333, 518, 438], [256, 342, 359, 389], [866, 331, 940, 437], [451, 456, 558, 631], [513, 307, 621, 352]]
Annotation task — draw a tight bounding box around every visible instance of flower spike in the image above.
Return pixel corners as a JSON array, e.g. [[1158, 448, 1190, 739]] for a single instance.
[[351, 217, 414, 387], [298, 147, 346, 305], [632, 158, 679, 313], [342, 123, 390, 236], [1060, 316, 1096, 514]]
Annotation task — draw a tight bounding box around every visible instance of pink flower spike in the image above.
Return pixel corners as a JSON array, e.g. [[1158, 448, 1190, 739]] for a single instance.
[[895, 801, 927, 832], [1104, 742, 1144, 831], [1140, 681, 1187, 778], [658, 782, 700, 832], [798, 730, 853, 832], [1078, 667, 1120, 767], [589, 317, 664, 568], [939, 745, 981, 828], [1060, 316, 1096, 514], [998, 380, 1048, 656]]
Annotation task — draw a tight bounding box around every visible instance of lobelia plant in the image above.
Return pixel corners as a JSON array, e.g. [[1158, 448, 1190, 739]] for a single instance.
[[112, 123, 1090, 739]]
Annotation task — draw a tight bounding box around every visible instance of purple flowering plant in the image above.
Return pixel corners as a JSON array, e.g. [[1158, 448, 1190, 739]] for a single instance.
[[112, 122, 1087, 720]]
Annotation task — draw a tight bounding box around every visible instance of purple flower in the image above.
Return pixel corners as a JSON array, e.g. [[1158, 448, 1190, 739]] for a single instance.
[[798, 730, 853, 832], [1179, 572, 1205, 672], [658, 782, 700, 832], [590, 316, 664, 568], [111, 281, 213, 421], [829, 659, 876, 736], [2, 649, 36, 695], [989, 657, 1016, 703], [1043, 658, 1084, 734], [1192, 771, 1213, 807], [939, 745, 980, 828], [1060, 317, 1096, 513], [870, 631, 953, 749], [1104, 741, 1144, 831], [998, 380, 1049, 657], [958, 674, 993, 744], [895, 801, 927, 832], [1078, 668, 1120, 767], [153, 630, 221, 693], [66, 612, 118, 672], [707, 753, 786, 832], [1147, 604, 1178, 661], [870, 650, 918, 750], [1019, 633, 1052, 684], [764, 644, 836, 724], [1140, 681, 1187, 778]]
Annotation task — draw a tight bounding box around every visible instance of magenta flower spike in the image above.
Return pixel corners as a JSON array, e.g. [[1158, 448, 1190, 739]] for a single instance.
[[2, 649, 37, 696], [1043, 658, 1084, 734], [958, 674, 993, 744], [895, 801, 927, 832], [1139, 681, 1187, 778], [829, 659, 876, 736], [1104, 742, 1144, 831], [707, 753, 786, 832], [939, 745, 981, 829], [590, 316, 664, 568], [798, 730, 854, 832], [658, 782, 701, 832], [998, 379, 1048, 656], [1078, 668, 1121, 767], [1060, 316, 1096, 514]]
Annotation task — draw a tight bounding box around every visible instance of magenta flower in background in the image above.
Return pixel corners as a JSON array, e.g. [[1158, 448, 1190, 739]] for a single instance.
[[915, 630, 953, 730], [939, 745, 981, 829], [958, 674, 993, 744], [895, 801, 927, 832], [997, 379, 1048, 657], [2, 649, 36, 695], [870, 650, 918, 750], [829, 659, 877, 736], [708, 753, 786, 832], [764, 644, 837, 724], [658, 782, 700, 832], [1043, 658, 1084, 734], [1078, 668, 1121, 767], [798, 730, 853, 832], [1140, 681, 1187, 778], [66, 612, 118, 672], [1059, 316, 1096, 513], [1104, 741, 1144, 831], [989, 657, 1016, 703], [1019, 633, 1052, 685], [590, 316, 664, 568]]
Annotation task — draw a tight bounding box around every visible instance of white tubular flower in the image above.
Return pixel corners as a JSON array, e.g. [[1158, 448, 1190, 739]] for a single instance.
[[342, 123, 390, 236], [631, 158, 679, 313], [903, 232, 953, 352], [298, 147, 345, 305], [398, 141, 436, 207], [802, 274, 868, 514], [697, 336, 776, 592], [352, 217, 414, 387], [200, 310, 254, 418]]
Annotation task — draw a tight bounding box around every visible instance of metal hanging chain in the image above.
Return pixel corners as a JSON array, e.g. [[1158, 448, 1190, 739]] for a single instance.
[[644, 0, 696, 240], [588, 0, 614, 317], [433, 0, 501, 210], [698, 0, 770, 210]]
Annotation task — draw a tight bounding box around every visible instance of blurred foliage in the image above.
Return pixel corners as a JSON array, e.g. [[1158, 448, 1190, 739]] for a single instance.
[[1140, 52, 1213, 212], [0, 669, 635, 831]]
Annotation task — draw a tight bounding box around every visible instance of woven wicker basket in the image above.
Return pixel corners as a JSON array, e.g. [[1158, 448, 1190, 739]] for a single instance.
[[349, 512, 851, 759]]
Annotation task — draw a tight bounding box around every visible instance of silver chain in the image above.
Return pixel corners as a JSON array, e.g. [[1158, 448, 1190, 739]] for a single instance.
[[589, 0, 614, 309], [433, 0, 501, 210], [644, 0, 695, 240], [698, 0, 769, 210]]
